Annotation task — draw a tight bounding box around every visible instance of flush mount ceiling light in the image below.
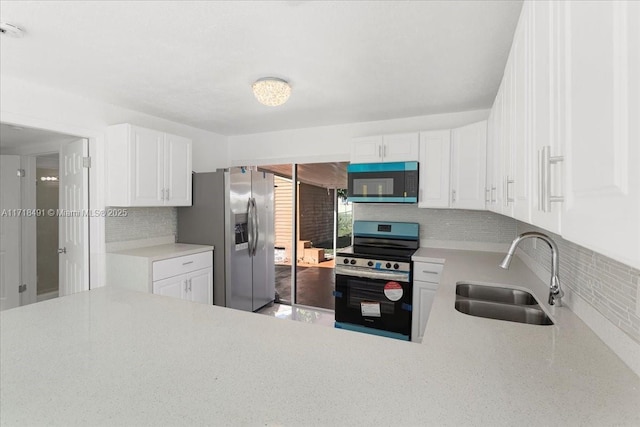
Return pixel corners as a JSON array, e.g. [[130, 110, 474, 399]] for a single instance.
[[0, 22, 25, 38], [251, 78, 291, 107]]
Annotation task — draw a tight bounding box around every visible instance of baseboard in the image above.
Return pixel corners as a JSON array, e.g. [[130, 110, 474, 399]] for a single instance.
[[517, 250, 640, 377], [36, 290, 58, 302]]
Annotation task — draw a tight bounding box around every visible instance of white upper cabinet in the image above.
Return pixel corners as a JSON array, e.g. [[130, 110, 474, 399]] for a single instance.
[[450, 121, 487, 210], [487, 0, 639, 268], [418, 130, 451, 208], [510, 10, 532, 223], [560, 1, 640, 268], [106, 124, 192, 207], [350, 136, 384, 163], [164, 133, 192, 206], [530, 0, 563, 234], [351, 133, 419, 163]]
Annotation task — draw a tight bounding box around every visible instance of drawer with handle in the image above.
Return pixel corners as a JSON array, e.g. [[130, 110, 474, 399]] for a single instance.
[[153, 251, 213, 281], [413, 262, 444, 284]]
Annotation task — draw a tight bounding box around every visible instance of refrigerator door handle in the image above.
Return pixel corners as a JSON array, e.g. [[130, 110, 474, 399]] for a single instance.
[[247, 197, 254, 256], [252, 198, 260, 256]]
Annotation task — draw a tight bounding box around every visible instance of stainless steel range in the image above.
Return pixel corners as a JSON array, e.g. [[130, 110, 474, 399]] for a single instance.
[[334, 221, 419, 340]]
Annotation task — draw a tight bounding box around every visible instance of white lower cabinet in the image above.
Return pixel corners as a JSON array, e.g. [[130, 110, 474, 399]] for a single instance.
[[152, 252, 213, 305], [411, 261, 443, 343], [153, 267, 213, 305], [107, 248, 214, 305]]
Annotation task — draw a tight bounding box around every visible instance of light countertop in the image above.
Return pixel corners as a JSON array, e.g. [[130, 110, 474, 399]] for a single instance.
[[1, 249, 639, 425], [107, 243, 213, 261]]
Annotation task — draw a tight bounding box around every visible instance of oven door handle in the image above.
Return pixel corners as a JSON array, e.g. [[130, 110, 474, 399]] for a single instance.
[[336, 267, 410, 282]]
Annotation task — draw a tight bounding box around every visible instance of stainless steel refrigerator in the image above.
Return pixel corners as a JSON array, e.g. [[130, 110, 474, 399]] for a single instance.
[[177, 168, 275, 312]]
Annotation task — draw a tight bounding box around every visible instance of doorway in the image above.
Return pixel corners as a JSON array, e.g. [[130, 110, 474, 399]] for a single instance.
[[35, 154, 60, 301], [259, 162, 351, 311], [0, 123, 90, 310]]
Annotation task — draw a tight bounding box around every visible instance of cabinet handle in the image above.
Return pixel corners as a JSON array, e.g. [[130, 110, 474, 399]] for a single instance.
[[383, 144, 387, 158], [184, 280, 188, 293], [378, 145, 382, 158], [485, 188, 490, 203], [505, 176, 514, 206], [422, 270, 439, 274], [491, 186, 496, 203], [165, 188, 170, 200], [182, 261, 193, 266], [451, 189, 456, 203], [161, 189, 165, 200], [541, 146, 564, 212], [188, 278, 192, 292]]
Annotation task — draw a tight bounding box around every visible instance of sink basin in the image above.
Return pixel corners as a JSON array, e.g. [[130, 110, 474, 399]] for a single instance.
[[455, 299, 554, 325], [456, 283, 538, 305]]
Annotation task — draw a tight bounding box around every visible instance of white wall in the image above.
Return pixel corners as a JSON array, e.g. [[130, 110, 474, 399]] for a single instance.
[[1, 74, 228, 289], [228, 109, 490, 166], [0, 75, 228, 172]]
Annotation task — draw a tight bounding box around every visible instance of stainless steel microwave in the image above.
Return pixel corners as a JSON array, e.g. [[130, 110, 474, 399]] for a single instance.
[[347, 161, 419, 203]]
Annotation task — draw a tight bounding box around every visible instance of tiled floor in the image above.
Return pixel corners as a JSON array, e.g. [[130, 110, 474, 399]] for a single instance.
[[257, 303, 335, 327]]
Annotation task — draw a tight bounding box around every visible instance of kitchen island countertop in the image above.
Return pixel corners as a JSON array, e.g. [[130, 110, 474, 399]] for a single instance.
[[1, 249, 639, 426]]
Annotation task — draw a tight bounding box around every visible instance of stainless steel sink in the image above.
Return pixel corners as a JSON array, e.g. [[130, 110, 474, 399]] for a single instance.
[[454, 282, 553, 326], [456, 283, 538, 305], [455, 299, 554, 325]]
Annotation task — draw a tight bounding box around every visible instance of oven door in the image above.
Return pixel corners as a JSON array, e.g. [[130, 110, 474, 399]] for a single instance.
[[335, 267, 412, 337]]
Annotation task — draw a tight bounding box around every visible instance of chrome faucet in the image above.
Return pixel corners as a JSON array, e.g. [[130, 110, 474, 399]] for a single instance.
[[499, 231, 564, 306]]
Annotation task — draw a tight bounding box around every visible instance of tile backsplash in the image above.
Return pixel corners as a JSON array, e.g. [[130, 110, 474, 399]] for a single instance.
[[516, 221, 640, 345], [353, 205, 517, 245], [105, 207, 177, 243]]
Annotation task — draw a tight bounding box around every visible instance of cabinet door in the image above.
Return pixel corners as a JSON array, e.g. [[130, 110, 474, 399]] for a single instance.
[[530, 0, 563, 234], [382, 133, 420, 162], [411, 281, 438, 343], [129, 126, 164, 206], [511, 8, 532, 223], [450, 121, 487, 210], [561, 1, 640, 268], [186, 267, 213, 305], [153, 275, 187, 300], [164, 133, 192, 206], [418, 130, 451, 208], [489, 83, 505, 213], [351, 136, 383, 163]]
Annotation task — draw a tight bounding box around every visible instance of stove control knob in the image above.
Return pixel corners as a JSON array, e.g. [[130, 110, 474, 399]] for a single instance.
[[393, 263, 400, 270], [367, 261, 374, 267], [350, 259, 357, 265], [343, 258, 350, 264], [385, 262, 392, 269]]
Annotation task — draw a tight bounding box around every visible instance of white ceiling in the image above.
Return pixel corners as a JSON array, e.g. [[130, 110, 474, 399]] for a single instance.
[[0, 1, 522, 136]]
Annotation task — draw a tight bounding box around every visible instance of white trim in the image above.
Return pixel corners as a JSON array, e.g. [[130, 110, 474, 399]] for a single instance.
[[1, 111, 106, 291], [419, 239, 509, 253], [229, 153, 349, 168], [20, 156, 37, 306], [517, 249, 640, 377], [36, 290, 59, 302]]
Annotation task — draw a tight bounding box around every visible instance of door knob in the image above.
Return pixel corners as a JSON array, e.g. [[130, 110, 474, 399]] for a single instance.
[[57, 247, 66, 254]]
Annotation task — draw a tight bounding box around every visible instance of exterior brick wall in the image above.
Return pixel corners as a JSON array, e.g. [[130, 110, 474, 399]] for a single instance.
[[298, 183, 334, 246]]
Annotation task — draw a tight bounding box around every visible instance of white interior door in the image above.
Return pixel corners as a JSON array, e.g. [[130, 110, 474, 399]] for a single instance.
[[59, 139, 89, 297], [0, 155, 22, 311]]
